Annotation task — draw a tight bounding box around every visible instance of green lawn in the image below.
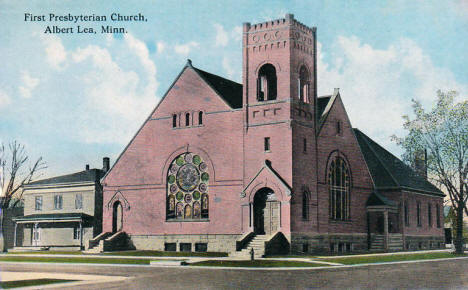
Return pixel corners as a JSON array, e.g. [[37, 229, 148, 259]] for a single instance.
[[8, 251, 83, 255], [103, 250, 228, 257], [0, 255, 152, 265], [0, 279, 77, 289], [189, 259, 327, 267], [318, 252, 467, 265]]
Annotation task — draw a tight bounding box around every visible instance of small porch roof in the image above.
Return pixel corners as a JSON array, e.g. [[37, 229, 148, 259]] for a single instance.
[[12, 213, 93, 223]]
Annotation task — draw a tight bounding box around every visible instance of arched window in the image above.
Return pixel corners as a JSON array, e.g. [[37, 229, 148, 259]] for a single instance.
[[298, 66, 309, 103], [172, 114, 177, 128], [185, 113, 190, 126], [302, 187, 310, 220], [198, 111, 203, 125], [257, 64, 277, 101], [166, 152, 209, 220], [328, 156, 350, 220]]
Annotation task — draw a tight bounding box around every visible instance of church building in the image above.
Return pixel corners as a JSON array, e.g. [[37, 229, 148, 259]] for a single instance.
[[99, 14, 444, 255]]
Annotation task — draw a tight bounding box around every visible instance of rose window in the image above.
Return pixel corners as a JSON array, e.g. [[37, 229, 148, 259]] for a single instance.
[[167, 153, 209, 220]]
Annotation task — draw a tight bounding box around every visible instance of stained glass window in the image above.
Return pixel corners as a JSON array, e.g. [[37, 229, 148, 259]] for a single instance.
[[328, 156, 350, 220], [167, 152, 209, 220]]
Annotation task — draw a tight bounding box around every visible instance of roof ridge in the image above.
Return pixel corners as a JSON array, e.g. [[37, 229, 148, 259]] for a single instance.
[[193, 66, 242, 86]]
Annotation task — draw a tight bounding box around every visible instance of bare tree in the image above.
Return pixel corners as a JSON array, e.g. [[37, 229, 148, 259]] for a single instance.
[[0, 141, 46, 250], [392, 90, 467, 254]]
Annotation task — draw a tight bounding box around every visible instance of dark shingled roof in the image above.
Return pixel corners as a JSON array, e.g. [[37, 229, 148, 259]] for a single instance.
[[193, 67, 243, 109], [353, 128, 443, 196], [317, 96, 331, 117], [366, 191, 397, 207], [27, 169, 104, 186]]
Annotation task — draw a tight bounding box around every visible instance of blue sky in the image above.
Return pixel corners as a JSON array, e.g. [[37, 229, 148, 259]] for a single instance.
[[0, 0, 467, 179]]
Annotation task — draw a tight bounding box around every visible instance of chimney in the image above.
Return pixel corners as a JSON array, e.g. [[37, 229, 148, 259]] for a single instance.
[[85, 164, 90, 171], [103, 157, 110, 172], [413, 149, 427, 179]]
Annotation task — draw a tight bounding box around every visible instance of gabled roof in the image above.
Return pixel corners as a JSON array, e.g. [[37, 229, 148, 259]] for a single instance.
[[366, 191, 397, 207], [26, 169, 104, 186], [192, 65, 243, 109], [353, 128, 443, 196]]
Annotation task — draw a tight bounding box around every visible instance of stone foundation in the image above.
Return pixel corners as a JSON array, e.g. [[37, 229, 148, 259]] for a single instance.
[[291, 233, 369, 254], [404, 235, 445, 251], [130, 234, 241, 253]]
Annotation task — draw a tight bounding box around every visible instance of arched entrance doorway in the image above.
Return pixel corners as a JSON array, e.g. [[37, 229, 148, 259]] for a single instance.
[[112, 201, 123, 233], [253, 187, 280, 235]]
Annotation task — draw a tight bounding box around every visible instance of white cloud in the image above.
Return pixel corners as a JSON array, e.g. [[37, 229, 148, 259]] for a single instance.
[[317, 35, 468, 152], [174, 41, 199, 56], [42, 35, 67, 70], [156, 41, 166, 54], [0, 90, 11, 109], [222, 56, 236, 80], [18, 70, 40, 99], [214, 23, 229, 47], [231, 26, 243, 43]]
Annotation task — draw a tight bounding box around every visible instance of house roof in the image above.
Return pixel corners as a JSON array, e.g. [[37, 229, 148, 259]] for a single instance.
[[353, 128, 443, 196], [26, 169, 104, 186], [317, 95, 331, 117], [366, 191, 397, 207], [13, 213, 93, 222], [192, 65, 243, 109]]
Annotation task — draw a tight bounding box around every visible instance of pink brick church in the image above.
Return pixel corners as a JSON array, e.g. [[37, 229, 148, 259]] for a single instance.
[[98, 14, 444, 255]]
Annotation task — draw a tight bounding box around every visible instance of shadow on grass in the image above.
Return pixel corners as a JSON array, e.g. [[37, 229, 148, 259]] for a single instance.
[[0, 279, 77, 289]]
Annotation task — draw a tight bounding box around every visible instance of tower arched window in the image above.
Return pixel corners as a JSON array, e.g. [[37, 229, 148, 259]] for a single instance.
[[298, 65, 309, 103], [257, 64, 277, 101], [185, 113, 190, 126], [198, 111, 203, 125], [166, 152, 209, 220], [302, 187, 310, 220], [328, 156, 350, 220]]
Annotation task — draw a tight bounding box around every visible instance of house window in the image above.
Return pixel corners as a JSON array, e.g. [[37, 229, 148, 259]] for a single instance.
[[166, 152, 209, 220], [328, 156, 351, 220], [404, 201, 410, 226], [195, 243, 208, 252], [185, 113, 190, 126], [54, 195, 63, 210], [180, 243, 192, 252], [417, 202, 421, 227], [436, 204, 441, 228], [257, 64, 277, 101], [172, 114, 177, 128], [32, 227, 41, 242], [73, 226, 81, 240], [35, 196, 42, 211], [198, 111, 203, 125], [164, 243, 176, 251], [302, 188, 309, 220], [428, 203, 432, 227], [75, 194, 83, 209], [298, 65, 309, 102], [303, 138, 307, 153], [264, 137, 270, 152]]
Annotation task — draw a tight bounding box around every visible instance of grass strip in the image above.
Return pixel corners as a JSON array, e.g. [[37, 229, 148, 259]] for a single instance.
[[103, 250, 228, 257], [0, 256, 151, 265], [0, 279, 77, 289], [319, 252, 467, 265], [8, 251, 82, 255], [189, 259, 327, 267]]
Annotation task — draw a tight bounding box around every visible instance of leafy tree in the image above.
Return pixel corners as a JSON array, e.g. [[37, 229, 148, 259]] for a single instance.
[[0, 141, 46, 251], [392, 90, 467, 253]]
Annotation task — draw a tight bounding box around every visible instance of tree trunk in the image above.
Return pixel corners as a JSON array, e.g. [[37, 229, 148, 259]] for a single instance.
[[454, 202, 465, 254]]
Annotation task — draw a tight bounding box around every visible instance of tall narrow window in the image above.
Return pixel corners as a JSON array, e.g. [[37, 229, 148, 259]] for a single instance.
[[75, 194, 83, 209], [198, 111, 203, 125], [73, 227, 81, 240], [35, 196, 42, 211], [298, 65, 309, 102], [436, 204, 441, 228], [257, 64, 277, 101], [264, 137, 270, 152], [302, 189, 309, 220], [303, 138, 307, 153], [417, 202, 421, 226], [172, 114, 177, 128], [404, 201, 409, 226], [336, 121, 342, 135], [54, 195, 63, 210], [328, 156, 351, 220], [428, 203, 432, 227], [185, 113, 190, 126]]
